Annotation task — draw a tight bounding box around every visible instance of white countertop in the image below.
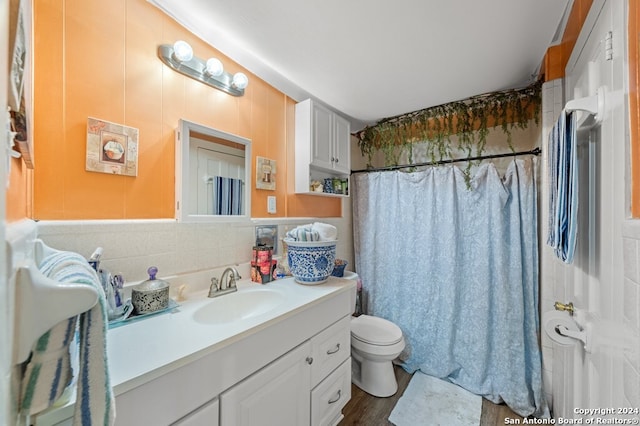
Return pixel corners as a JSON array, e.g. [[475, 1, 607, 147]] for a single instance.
[[109, 276, 355, 394], [35, 274, 355, 425]]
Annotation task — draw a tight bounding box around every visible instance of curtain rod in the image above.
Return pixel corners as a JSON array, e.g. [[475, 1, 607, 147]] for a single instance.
[[350, 147, 541, 174]]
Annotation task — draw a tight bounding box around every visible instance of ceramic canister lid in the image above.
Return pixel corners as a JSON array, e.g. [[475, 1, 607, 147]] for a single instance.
[[134, 266, 169, 292], [351, 314, 403, 346]]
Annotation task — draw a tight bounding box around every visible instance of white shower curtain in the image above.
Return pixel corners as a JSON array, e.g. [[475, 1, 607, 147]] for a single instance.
[[352, 157, 548, 417]]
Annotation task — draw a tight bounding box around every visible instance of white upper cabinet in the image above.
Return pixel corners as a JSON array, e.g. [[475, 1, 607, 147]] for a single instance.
[[332, 113, 351, 175], [310, 102, 334, 171], [302, 99, 350, 174], [295, 99, 351, 196]]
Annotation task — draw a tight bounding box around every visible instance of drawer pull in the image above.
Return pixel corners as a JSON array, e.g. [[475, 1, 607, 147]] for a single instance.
[[306, 356, 314, 365], [326, 343, 341, 355], [328, 389, 342, 404]]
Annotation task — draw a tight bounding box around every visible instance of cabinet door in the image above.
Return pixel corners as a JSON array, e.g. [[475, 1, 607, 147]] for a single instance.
[[311, 103, 334, 171], [220, 342, 312, 426], [311, 358, 351, 426], [332, 114, 351, 175]]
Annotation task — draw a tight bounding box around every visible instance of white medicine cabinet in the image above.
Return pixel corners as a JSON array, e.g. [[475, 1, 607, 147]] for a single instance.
[[295, 99, 351, 197]]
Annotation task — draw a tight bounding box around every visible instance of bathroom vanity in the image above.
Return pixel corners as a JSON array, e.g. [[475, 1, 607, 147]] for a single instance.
[[33, 275, 356, 426]]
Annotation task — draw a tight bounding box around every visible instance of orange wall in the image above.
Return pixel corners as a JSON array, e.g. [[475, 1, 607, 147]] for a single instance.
[[30, 0, 340, 220], [543, 0, 594, 81]]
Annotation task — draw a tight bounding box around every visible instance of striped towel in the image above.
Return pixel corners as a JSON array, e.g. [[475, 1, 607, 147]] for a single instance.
[[212, 176, 244, 215], [286, 224, 319, 241], [286, 223, 338, 242], [547, 110, 578, 263], [21, 251, 115, 425]]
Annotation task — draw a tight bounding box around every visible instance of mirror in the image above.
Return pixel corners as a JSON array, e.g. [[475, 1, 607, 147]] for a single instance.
[[176, 119, 251, 222]]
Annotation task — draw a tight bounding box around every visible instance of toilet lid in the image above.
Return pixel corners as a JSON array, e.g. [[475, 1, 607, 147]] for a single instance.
[[351, 315, 403, 346]]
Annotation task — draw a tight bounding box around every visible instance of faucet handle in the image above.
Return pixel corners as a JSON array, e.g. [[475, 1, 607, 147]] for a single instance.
[[209, 277, 219, 292]]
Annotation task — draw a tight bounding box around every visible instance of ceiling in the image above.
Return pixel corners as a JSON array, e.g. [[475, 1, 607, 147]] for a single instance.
[[149, 0, 572, 131]]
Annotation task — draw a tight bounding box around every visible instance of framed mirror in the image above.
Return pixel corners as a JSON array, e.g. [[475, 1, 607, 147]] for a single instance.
[[176, 119, 251, 222]]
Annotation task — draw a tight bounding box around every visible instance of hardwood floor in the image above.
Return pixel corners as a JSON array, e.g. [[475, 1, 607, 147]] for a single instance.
[[339, 365, 524, 426]]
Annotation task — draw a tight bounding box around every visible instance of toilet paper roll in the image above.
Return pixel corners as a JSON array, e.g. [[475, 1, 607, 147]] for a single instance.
[[543, 311, 582, 346]]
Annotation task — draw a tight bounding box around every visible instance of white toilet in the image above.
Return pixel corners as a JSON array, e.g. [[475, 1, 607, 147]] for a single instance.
[[343, 272, 406, 397]]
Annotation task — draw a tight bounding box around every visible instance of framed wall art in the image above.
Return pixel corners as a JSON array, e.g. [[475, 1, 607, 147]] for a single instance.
[[256, 156, 276, 190], [86, 117, 139, 176]]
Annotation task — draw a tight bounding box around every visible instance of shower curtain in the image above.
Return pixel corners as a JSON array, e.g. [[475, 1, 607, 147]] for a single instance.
[[352, 158, 548, 418]]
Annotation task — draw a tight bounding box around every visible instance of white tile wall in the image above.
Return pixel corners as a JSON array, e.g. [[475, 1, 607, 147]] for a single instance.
[[36, 202, 354, 285], [540, 78, 566, 408]]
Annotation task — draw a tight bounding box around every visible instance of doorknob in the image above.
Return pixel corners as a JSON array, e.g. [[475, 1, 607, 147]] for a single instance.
[[554, 301, 575, 316]]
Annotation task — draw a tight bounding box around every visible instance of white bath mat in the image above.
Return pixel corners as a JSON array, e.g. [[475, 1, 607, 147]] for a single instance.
[[389, 372, 482, 426]]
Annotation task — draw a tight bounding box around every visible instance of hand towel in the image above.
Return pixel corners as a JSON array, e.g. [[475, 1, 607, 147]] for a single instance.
[[21, 251, 115, 425], [312, 222, 338, 241], [547, 110, 578, 263], [285, 223, 338, 242], [20, 316, 77, 415], [561, 110, 578, 263], [286, 224, 319, 241]]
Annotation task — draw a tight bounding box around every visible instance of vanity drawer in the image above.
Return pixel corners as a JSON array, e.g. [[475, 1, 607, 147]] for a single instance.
[[311, 358, 351, 426], [310, 315, 351, 386]]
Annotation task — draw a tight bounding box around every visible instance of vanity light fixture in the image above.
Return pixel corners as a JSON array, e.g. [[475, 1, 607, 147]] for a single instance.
[[172, 40, 193, 62], [158, 41, 248, 96]]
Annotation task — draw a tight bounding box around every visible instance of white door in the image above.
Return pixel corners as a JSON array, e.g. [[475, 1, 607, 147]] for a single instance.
[[189, 138, 245, 215], [220, 342, 312, 426], [553, 0, 630, 417], [196, 147, 244, 215]]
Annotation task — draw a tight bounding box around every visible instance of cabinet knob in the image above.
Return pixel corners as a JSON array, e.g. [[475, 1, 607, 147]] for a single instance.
[[331, 157, 335, 162], [335, 158, 339, 163], [306, 356, 313, 365]]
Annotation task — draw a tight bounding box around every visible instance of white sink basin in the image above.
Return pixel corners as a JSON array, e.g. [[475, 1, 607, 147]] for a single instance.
[[193, 287, 286, 325]]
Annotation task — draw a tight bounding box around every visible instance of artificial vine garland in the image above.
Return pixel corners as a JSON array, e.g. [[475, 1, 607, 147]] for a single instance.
[[354, 79, 543, 170]]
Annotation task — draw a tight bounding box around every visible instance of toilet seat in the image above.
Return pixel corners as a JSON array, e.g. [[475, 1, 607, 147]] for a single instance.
[[351, 315, 403, 346]]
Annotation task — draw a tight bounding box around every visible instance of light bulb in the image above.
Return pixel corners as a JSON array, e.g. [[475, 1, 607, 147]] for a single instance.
[[205, 58, 224, 77], [173, 40, 193, 62], [232, 72, 249, 90]]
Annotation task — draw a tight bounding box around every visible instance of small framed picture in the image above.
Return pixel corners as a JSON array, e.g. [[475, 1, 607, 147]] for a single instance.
[[256, 156, 276, 190], [86, 117, 139, 176]]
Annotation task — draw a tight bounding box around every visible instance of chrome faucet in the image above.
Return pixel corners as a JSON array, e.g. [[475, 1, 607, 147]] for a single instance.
[[208, 267, 241, 298], [220, 267, 241, 290]]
